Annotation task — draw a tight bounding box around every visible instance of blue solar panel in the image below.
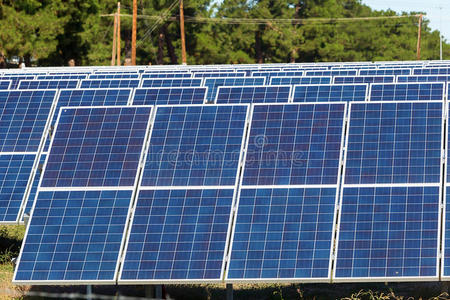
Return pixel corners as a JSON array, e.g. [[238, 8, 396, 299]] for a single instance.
[[203, 77, 266, 102], [251, 71, 304, 81], [132, 87, 207, 105], [88, 74, 140, 79], [140, 78, 202, 88], [192, 69, 235, 73], [0, 90, 56, 152], [333, 76, 395, 84], [22, 154, 46, 220], [292, 84, 367, 102], [345, 102, 442, 184], [397, 75, 450, 83], [369, 83, 444, 101], [143, 70, 191, 73], [335, 186, 439, 280], [0, 80, 11, 90], [305, 70, 357, 76], [80, 79, 140, 88], [194, 72, 246, 78], [14, 190, 133, 283], [227, 187, 336, 280], [0, 76, 35, 89], [413, 68, 450, 75], [442, 187, 450, 277], [269, 76, 331, 85], [141, 105, 248, 187], [41, 106, 151, 188], [120, 188, 234, 282], [37, 75, 88, 80], [0, 154, 35, 223], [242, 103, 345, 186], [141, 73, 192, 79], [18, 80, 79, 90], [359, 69, 410, 76], [216, 86, 290, 104]]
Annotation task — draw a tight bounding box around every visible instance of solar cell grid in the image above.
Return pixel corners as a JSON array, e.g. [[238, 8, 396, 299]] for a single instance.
[[269, 76, 331, 85], [397, 75, 450, 83], [140, 78, 202, 88], [22, 154, 46, 219], [18, 80, 79, 90], [0, 80, 11, 90], [193, 72, 246, 78], [413, 68, 450, 75], [37, 75, 88, 80], [141, 73, 192, 79], [215, 86, 291, 104], [41, 106, 152, 188], [359, 69, 411, 76], [292, 84, 368, 102], [369, 83, 444, 101], [88, 74, 140, 79], [333, 76, 395, 84], [305, 70, 357, 76], [141, 104, 248, 187], [132, 87, 207, 105], [80, 79, 140, 88], [203, 77, 266, 102], [0, 76, 35, 89]]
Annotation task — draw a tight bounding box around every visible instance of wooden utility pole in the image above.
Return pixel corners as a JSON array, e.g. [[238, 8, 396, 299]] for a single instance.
[[111, 13, 117, 66], [131, 0, 137, 65], [416, 14, 423, 60], [179, 0, 187, 65], [117, 2, 121, 66]]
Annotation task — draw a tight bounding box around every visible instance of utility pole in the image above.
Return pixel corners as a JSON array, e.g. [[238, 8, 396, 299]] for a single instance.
[[111, 13, 117, 66], [117, 2, 121, 66], [416, 14, 423, 60], [179, 0, 187, 65], [439, 6, 443, 60], [131, 0, 137, 65]]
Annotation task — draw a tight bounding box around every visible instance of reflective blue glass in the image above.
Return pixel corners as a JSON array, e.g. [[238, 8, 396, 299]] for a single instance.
[[18, 80, 79, 90], [413, 68, 450, 75], [193, 72, 246, 78], [334, 76, 395, 84], [80, 79, 140, 88], [22, 155, 46, 219], [369, 83, 444, 101], [0, 80, 11, 90], [203, 77, 265, 102], [305, 70, 357, 76], [132, 87, 207, 105], [270, 76, 331, 85], [359, 69, 410, 76], [140, 78, 202, 88], [292, 84, 367, 102], [0, 76, 35, 89], [141, 73, 192, 79], [37, 75, 88, 80], [88, 74, 140, 79], [216, 86, 290, 104], [397, 75, 450, 83]]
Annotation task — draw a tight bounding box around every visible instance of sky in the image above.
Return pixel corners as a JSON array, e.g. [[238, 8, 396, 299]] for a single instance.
[[363, 0, 450, 40]]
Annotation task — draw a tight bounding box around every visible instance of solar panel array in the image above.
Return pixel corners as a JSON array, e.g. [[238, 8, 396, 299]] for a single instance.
[[4, 59, 450, 286]]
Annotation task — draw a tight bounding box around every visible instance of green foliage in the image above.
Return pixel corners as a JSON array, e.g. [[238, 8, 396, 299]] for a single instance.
[[0, 0, 449, 65]]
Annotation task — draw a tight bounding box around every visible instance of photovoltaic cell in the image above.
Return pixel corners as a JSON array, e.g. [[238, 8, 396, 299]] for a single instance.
[[216, 86, 290, 104], [0, 80, 11, 90], [242, 103, 345, 186], [0, 154, 35, 223], [251, 71, 304, 81], [344, 102, 442, 184], [227, 187, 336, 280], [292, 84, 367, 102], [269, 76, 331, 85], [14, 190, 133, 283], [397, 75, 450, 83], [140, 78, 202, 88], [88, 74, 140, 79], [203, 77, 266, 102], [0, 90, 56, 152], [132, 87, 207, 105], [369, 83, 444, 101], [120, 188, 234, 282], [335, 186, 439, 279], [141, 73, 192, 79], [305, 70, 357, 76], [41, 106, 151, 188], [442, 187, 450, 277], [359, 69, 411, 76], [18, 80, 79, 90], [80, 79, 140, 88], [141, 105, 248, 187], [413, 68, 450, 75], [333, 76, 395, 84], [0, 76, 35, 89], [193, 72, 246, 78], [37, 75, 88, 80]]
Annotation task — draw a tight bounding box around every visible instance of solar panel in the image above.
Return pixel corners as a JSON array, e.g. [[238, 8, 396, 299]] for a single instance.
[[14, 189, 133, 283], [37, 75, 88, 80], [41, 106, 152, 188], [120, 188, 234, 282], [193, 72, 246, 78], [0, 80, 11, 90], [0, 76, 35, 89], [334, 186, 440, 280], [305, 70, 357, 76], [242, 103, 346, 186], [269, 76, 332, 85], [88, 74, 140, 79], [251, 71, 304, 81], [413, 68, 450, 75], [215, 86, 291, 104], [227, 187, 337, 281], [0, 90, 56, 152], [140, 105, 249, 187], [21, 154, 46, 220], [359, 69, 411, 76], [140, 78, 202, 88], [203, 77, 266, 102], [333, 76, 395, 84], [0, 154, 36, 223], [141, 73, 192, 79], [132, 87, 207, 105], [292, 84, 367, 102], [80, 79, 140, 88], [18, 80, 79, 90], [344, 102, 443, 185], [369, 83, 444, 101], [397, 75, 450, 83], [143, 70, 191, 73]]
